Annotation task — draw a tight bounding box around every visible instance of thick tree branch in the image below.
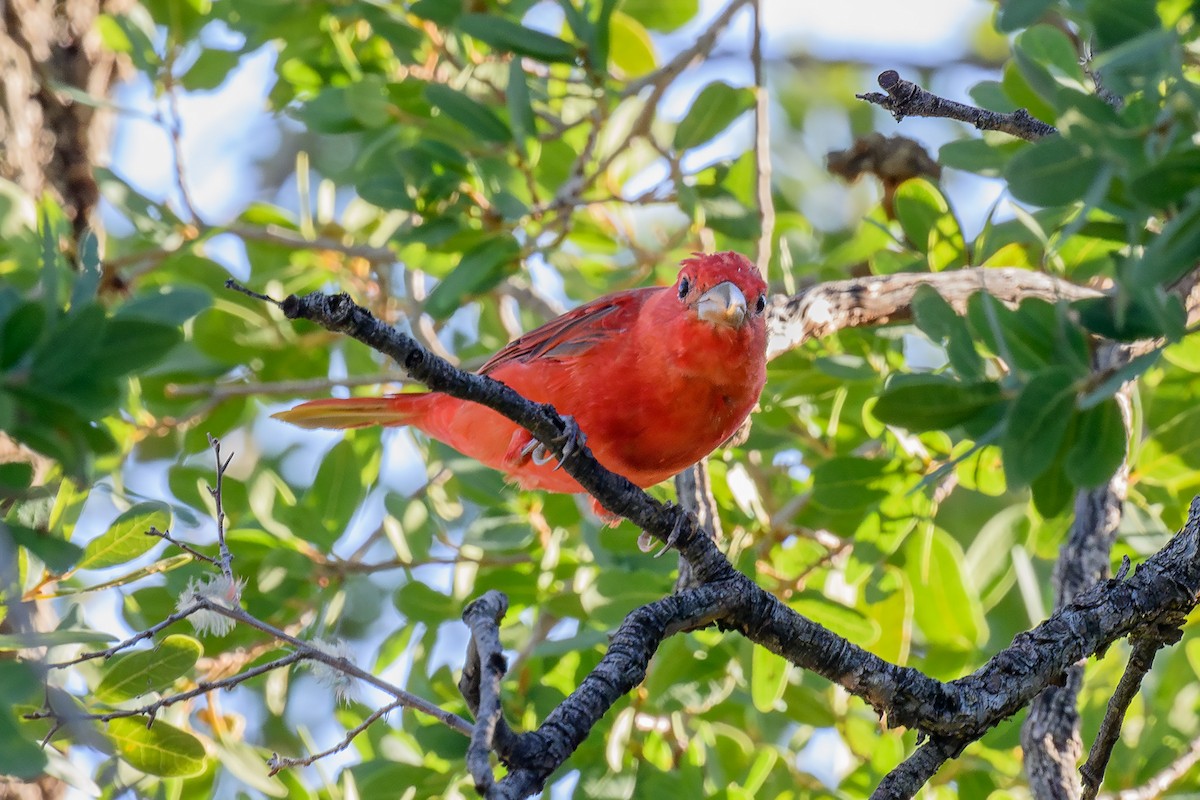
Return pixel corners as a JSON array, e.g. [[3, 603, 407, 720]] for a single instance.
[[765, 267, 1100, 359], [858, 70, 1058, 141], [251, 280, 1200, 800]]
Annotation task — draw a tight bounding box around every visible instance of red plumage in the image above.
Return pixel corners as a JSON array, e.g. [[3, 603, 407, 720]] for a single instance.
[[275, 252, 768, 503]]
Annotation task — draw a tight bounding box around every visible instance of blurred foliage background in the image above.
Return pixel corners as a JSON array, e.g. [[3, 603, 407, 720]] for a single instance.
[[2, 0, 1200, 797]]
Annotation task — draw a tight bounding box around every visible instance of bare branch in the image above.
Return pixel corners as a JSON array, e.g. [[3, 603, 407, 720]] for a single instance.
[[460, 591, 512, 794], [1081, 628, 1184, 799], [858, 70, 1058, 141], [766, 267, 1100, 359], [205, 435, 235, 582], [874, 736, 966, 799], [247, 278, 1200, 800], [1108, 736, 1200, 800], [751, 0, 774, 279], [268, 698, 406, 776], [193, 597, 474, 736]]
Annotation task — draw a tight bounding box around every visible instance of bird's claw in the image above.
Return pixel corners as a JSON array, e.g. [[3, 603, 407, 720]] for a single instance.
[[521, 415, 587, 471], [639, 502, 691, 558], [552, 415, 586, 470]]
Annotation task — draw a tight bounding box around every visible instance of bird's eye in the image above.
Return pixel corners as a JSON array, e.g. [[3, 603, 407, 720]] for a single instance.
[[678, 277, 690, 299], [755, 294, 766, 314]]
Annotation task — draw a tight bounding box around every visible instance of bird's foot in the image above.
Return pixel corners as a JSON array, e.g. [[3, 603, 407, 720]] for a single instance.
[[551, 415, 586, 470], [638, 502, 691, 558], [515, 415, 587, 471]]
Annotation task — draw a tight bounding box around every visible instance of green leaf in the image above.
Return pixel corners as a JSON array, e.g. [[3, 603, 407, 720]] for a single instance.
[[457, 13, 578, 64], [298, 440, 368, 548], [789, 596, 879, 643], [77, 501, 171, 570], [904, 526, 986, 649], [71, 231, 103, 309], [811, 457, 889, 511], [96, 635, 203, 703], [1081, 351, 1157, 410], [911, 285, 985, 381], [1001, 367, 1078, 485], [93, 319, 182, 377], [873, 375, 1003, 433], [0, 629, 116, 650], [0, 715, 47, 779], [1065, 397, 1126, 488], [114, 286, 212, 326], [1013, 24, 1088, 104], [107, 717, 207, 777], [55, 553, 193, 596], [3, 523, 83, 573], [1074, 291, 1173, 343], [0, 302, 46, 370], [1128, 149, 1200, 207], [1004, 136, 1105, 207], [1031, 445, 1073, 517], [394, 580, 452, 623], [424, 83, 512, 143], [0, 463, 33, 492], [181, 48, 242, 91], [893, 178, 947, 253], [997, 0, 1054, 32], [1137, 200, 1200, 287], [892, 179, 966, 270], [673, 82, 755, 151], [938, 138, 1021, 178], [30, 303, 106, 387], [344, 75, 393, 129], [1087, 0, 1161, 50], [409, 0, 460, 26], [620, 0, 697, 32], [506, 59, 536, 147], [750, 646, 788, 713], [608, 11, 655, 77], [424, 236, 520, 320], [967, 293, 1075, 375]]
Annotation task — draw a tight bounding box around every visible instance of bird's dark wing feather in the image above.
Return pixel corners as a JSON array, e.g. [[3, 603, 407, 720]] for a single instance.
[[479, 286, 655, 374]]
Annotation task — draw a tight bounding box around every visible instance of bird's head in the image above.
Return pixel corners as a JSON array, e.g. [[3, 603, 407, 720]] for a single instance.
[[674, 252, 768, 331]]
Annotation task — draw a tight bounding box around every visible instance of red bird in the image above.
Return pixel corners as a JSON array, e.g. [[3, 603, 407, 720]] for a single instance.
[[274, 252, 768, 518]]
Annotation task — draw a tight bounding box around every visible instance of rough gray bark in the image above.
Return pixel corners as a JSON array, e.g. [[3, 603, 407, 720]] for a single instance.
[[0, 0, 126, 239], [261, 281, 1200, 800]]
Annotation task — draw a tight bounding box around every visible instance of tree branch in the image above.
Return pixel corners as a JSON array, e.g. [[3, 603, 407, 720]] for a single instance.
[[858, 70, 1058, 141], [765, 267, 1100, 359], [246, 279, 1200, 800], [1081, 627, 1184, 799]]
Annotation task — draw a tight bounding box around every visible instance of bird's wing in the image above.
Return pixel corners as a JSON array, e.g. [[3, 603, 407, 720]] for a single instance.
[[479, 286, 655, 374]]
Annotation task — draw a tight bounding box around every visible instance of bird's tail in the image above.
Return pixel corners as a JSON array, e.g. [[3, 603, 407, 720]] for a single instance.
[[272, 394, 433, 430]]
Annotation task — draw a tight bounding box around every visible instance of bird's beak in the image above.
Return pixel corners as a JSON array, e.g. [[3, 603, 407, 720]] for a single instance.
[[693, 281, 748, 328]]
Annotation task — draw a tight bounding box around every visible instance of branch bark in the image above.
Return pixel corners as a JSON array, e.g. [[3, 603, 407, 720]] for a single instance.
[[252, 278, 1200, 799], [765, 267, 1099, 359], [858, 70, 1057, 141]]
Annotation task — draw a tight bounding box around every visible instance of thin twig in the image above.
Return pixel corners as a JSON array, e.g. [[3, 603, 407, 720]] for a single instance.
[[194, 597, 473, 736], [145, 526, 218, 565], [206, 435, 235, 581], [45, 605, 204, 669], [267, 698, 406, 776], [1109, 735, 1200, 800], [750, 0, 774, 279], [29, 652, 306, 733], [159, 58, 203, 225]]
